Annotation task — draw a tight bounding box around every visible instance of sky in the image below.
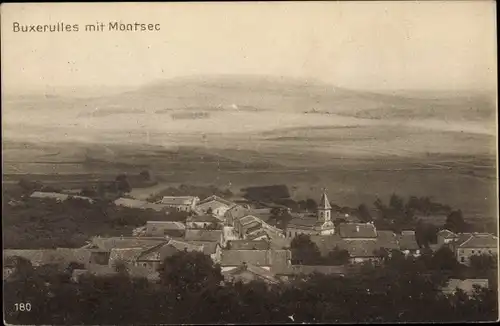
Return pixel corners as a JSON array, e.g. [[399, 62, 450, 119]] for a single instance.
[[1, 1, 497, 94]]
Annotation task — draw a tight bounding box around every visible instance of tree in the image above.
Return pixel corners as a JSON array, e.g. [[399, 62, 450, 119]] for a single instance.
[[158, 251, 223, 294], [389, 194, 404, 212], [325, 246, 350, 265], [305, 199, 317, 212], [17, 178, 43, 194], [357, 204, 373, 222], [115, 174, 132, 193], [469, 254, 497, 273], [444, 210, 467, 233], [429, 247, 459, 271], [290, 234, 322, 265], [139, 170, 153, 181], [415, 220, 438, 248]]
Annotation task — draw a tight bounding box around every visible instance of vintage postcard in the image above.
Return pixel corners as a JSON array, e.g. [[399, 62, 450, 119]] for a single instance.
[[1, 1, 498, 324]]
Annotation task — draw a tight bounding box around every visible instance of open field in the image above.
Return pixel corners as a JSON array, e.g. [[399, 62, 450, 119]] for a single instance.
[[3, 139, 497, 224]]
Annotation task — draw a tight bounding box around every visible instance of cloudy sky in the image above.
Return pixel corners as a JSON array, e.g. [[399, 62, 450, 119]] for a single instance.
[[1, 1, 496, 93]]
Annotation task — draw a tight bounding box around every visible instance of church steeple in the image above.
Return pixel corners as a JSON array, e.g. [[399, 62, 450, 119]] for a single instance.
[[317, 189, 332, 223]]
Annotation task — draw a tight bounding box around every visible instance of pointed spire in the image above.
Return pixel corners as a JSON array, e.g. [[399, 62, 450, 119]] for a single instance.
[[319, 190, 331, 210]]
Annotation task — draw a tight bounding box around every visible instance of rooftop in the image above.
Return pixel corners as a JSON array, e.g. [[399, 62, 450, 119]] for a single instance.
[[228, 240, 270, 250], [185, 229, 223, 242], [459, 234, 498, 248], [197, 195, 235, 207], [160, 196, 198, 206], [319, 192, 332, 210], [398, 233, 420, 251], [338, 223, 377, 239]]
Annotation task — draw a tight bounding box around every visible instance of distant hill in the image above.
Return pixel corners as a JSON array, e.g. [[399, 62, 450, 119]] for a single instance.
[[2, 75, 495, 157]]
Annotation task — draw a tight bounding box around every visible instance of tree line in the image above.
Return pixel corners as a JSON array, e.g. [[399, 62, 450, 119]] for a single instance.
[[4, 250, 497, 324]]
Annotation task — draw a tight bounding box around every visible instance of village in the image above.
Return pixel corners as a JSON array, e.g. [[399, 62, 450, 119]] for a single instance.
[[4, 181, 498, 296]]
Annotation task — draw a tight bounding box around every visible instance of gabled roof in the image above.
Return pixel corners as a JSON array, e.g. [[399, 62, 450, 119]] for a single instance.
[[277, 265, 348, 276], [376, 231, 400, 250], [341, 239, 385, 258], [30, 191, 69, 201], [339, 223, 377, 239], [222, 263, 279, 284], [186, 214, 220, 223], [310, 235, 344, 256], [225, 205, 249, 220], [239, 215, 260, 226], [114, 198, 166, 211], [287, 217, 322, 229], [228, 240, 270, 250], [160, 196, 198, 206], [459, 234, 497, 248], [197, 195, 235, 207], [246, 230, 271, 241], [398, 233, 420, 251], [319, 192, 332, 210], [109, 248, 145, 264], [185, 229, 223, 242], [88, 237, 168, 251], [221, 250, 269, 267], [220, 249, 291, 268], [184, 241, 220, 255], [437, 229, 457, 239], [167, 239, 205, 252], [146, 221, 186, 230]]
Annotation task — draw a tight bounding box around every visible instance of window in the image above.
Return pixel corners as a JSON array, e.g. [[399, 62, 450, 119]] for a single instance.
[[460, 257, 465, 262], [143, 263, 147, 267], [472, 250, 475, 254], [489, 250, 492, 254]]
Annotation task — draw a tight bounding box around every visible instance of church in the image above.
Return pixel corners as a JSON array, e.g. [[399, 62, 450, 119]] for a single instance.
[[285, 191, 336, 238]]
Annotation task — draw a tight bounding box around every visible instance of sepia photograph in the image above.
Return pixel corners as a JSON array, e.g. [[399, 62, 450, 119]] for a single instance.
[[1, 1, 498, 324]]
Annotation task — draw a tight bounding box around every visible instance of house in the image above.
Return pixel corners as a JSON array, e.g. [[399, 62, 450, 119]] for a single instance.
[[3, 248, 109, 271], [108, 239, 205, 272], [235, 214, 285, 240], [159, 196, 199, 212], [227, 240, 270, 250], [225, 204, 250, 227], [29, 191, 95, 203], [285, 192, 335, 238], [275, 265, 349, 282], [29, 191, 66, 202], [441, 278, 489, 296], [437, 229, 458, 246], [114, 198, 167, 212], [222, 226, 240, 246], [186, 214, 223, 229], [220, 249, 291, 272], [310, 231, 399, 264], [185, 229, 224, 246], [195, 195, 235, 219], [338, 223, 377, 240], [145, 221, 186, 237], [133, 240, 205, 272], [71, 264, 160, 283], [222, 262, 280, 285], [398, 231, 421, 257], [456, 233, 498, 265], [83, 236, 168, 251]]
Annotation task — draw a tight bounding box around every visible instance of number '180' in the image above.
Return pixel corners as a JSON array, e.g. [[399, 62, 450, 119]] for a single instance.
[[15, 303, 31, 312]]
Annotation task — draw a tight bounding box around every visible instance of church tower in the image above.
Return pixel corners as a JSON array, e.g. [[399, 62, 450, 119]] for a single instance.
[[317, 190, 332, 223]]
